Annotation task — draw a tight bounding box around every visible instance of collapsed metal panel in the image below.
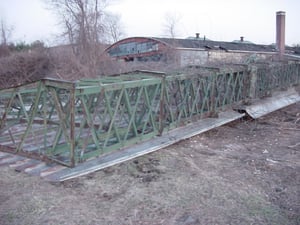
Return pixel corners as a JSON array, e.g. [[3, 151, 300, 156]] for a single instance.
[[244, 88, 300, 119]]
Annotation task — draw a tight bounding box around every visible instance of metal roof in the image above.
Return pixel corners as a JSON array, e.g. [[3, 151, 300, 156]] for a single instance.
[[105, 37, 300, 58], [152, 37, 278, 52]]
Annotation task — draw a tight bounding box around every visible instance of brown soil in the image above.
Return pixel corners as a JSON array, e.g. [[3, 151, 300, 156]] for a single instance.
[[0, 103, 299, 225]]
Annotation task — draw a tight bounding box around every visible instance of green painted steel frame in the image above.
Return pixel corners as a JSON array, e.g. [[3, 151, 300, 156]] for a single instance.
[[72, 75, 163, 163], [162, 71, 247, 129], [1, 64, 299, 167], [256, 64, 300, 98]]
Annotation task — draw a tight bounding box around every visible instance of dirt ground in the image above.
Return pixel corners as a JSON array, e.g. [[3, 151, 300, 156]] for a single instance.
[[0, 103, 299, 225]]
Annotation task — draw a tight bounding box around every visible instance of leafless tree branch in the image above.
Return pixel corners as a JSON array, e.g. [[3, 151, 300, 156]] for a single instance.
[[163, 12, 182, 38], [45, 0, 124, 77]]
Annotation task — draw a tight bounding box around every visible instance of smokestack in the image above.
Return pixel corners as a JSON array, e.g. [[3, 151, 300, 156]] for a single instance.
[[276, 11, 285, 59], [240, 36, 244, 42], [196, 33, 200, 39]]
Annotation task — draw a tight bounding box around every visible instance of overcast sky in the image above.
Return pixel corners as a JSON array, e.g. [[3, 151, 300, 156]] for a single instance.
[[0, 0, 299, 46]]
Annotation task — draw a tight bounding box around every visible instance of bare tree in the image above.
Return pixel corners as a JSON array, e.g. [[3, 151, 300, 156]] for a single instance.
[[46, 0, 123, 77], [48, 0, 105, 55], [104, 13, 125, 43], [1, 20, 7, 45], [0, 19, 13, 57], [163, 12, 182, 38], [0, 19, 13, 45]]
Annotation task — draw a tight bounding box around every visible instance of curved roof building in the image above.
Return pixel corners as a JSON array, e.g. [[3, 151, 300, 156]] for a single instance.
[[105, 36, 297, 66]]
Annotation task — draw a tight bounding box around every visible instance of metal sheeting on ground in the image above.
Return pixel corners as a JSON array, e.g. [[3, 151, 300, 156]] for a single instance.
[[244, 88, 300, 119], [45, 110, 245, 182]]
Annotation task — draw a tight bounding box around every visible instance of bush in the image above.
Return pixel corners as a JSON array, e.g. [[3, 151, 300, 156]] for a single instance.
[[0, 49, 53, 89]]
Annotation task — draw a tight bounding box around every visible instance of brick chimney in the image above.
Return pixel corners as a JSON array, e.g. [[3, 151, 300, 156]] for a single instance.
[[276, 11, 285, 59]]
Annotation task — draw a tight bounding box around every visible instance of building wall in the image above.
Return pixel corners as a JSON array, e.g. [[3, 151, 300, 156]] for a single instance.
[[208, 51, 274, 64], [178, 49, 208, 66], [178, 49, 275, 66], [209, 51, 245, 63]]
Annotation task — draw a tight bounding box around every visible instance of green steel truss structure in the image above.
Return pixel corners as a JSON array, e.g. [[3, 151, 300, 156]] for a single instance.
[[0, 63, 299, 167]]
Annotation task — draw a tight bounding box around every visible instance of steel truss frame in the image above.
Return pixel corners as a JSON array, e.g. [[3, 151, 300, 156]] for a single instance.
[[0, 64, 299, 167]]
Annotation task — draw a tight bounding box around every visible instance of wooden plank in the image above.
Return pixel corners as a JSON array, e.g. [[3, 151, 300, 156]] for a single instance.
[[0, 155, 25, 166], [0, 153, 11, 160], [25, 163, 48, 176], [40, 165, 66, 177], [45, 110, 245, 182], [9, 158, 32, 168], [14, 159, 41, 172]]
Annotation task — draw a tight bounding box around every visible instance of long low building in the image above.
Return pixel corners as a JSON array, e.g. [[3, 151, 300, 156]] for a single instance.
[[105, 35, 299, 67]]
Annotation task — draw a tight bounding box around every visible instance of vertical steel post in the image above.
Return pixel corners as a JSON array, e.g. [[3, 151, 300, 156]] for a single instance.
[[69, 83, 76, 167], [0, 89, 17, 129], [17, 81, 43, 152], [209, 74, 217, 117], [249, 66, 257, 100], [159, 75, 166, 136]]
